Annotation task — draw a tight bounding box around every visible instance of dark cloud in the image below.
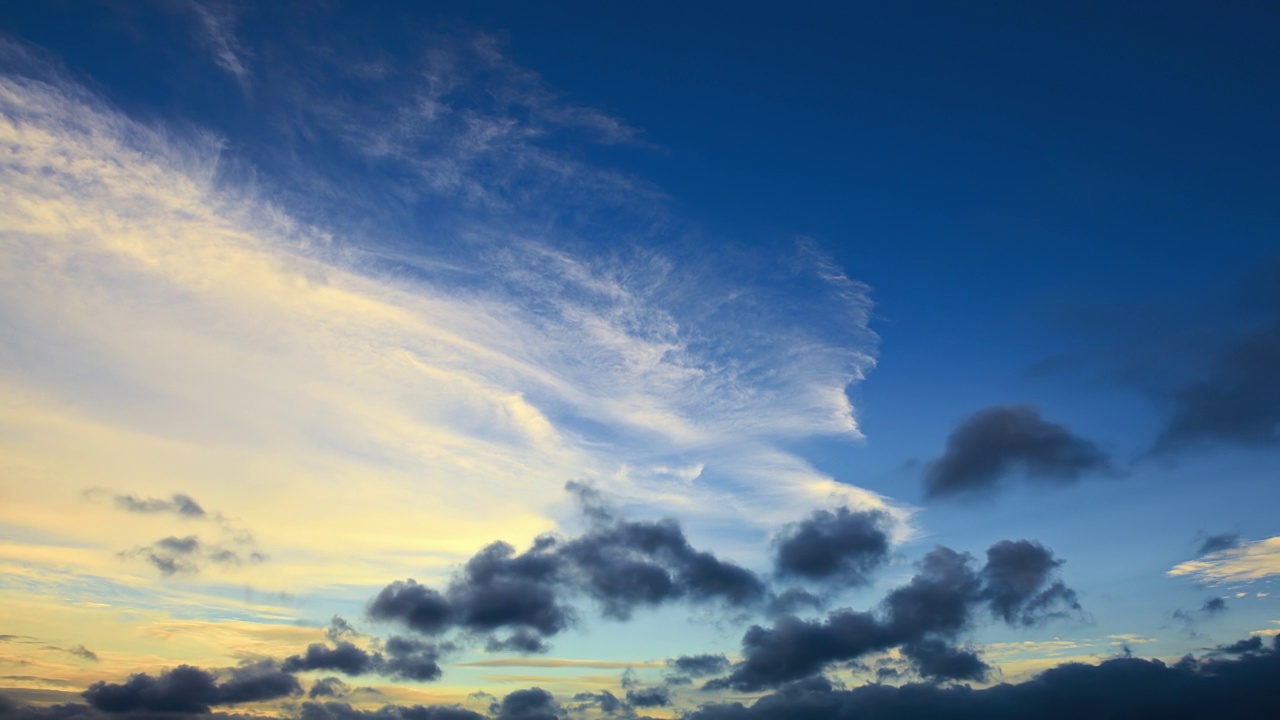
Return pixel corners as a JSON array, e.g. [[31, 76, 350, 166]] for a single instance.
[[715, 542, 1080, 691], [1198, 533, 1241, 556], [67, 646, 97, 662], [568, 690, 621, 714], [773, 507, 892, 585], [113, 493, 206, 518], [309, 677, 350, 699], [1202, 596, 1227, 615], [1153, 319, 1280, 453], [767, 587, 825, 616], [900, 639, 989, 682], [1218, 636, 1263, 654], [282, 641, 380, 676], [369, 486, 763, 654], [368, 580, 454, 635], [667, 654, 730, 678], [980, 540, 1080, 627], [924, 405, 1110, 499], [687, 636, 1280, 720], [491, 687, 561, 720], [299, 701, 485, 720], [625, 686, 670, 708], [281, 636, 448, 682], [82, 662, 300, 713]]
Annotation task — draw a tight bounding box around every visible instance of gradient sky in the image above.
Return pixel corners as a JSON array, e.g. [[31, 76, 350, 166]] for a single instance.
[[1, 2, 1278, 719]]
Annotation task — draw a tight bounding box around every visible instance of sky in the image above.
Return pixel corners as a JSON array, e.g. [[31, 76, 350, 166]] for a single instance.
[[0, 1, 1278, 718]]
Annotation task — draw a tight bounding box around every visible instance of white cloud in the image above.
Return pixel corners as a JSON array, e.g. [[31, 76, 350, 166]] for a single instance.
[[1168, 537, 1280, 585]]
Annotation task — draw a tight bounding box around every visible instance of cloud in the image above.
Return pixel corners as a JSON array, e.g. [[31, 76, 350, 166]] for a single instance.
[[714, 541, 1080, 690], [82, 662, 300, 713], [980, 540, 1081, 627], [280, 633, 451, 682], [299, 701, 485, 720], [490, 687, 561, 720], [686, 636, 1280, 720], [111, 493, 206, 518], [119, 535, 265, 577], [773, 507, 892, 585], [368, 487, 764, 654], [666, 654, 730, 678], [309, 677, 350, 699], [0, 26, 893, 607], [624, 686, 670, 708], [1168, 536, 1280, 584], [1202, 597, 1227, 615], [1198, 532, 1241, 556], [924, 405, 1110, 499], [1152, 316, 1280, 453]]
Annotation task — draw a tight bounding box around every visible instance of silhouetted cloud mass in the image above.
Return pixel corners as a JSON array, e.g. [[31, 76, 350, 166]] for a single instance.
[[714, 541, 1079, 690], [368, 488, 764, 651], [281, 636, 448, 682], [773, 507, 892, 585], [667, 654, 730, 678], [491, 687, 561, 720], [924, 405, 1109, 499], [686, 636, 1280, 720], [82, 662, 300, 713], [1203, 597, 1227, 615]]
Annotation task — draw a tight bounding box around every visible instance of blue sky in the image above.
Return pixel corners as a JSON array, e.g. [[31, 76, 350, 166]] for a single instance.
[[1, 2, 1278, 719]]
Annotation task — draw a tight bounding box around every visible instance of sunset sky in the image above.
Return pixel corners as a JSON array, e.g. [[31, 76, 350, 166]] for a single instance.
[[1, 2, 1278, 719]]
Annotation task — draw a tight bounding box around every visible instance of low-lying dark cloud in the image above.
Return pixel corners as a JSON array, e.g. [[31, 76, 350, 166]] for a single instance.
[[625, 686, 670, 708], [773, 507, 892, 585], [713, 540, 1080, 690], [490, 687, 560, 720], [82, 661, 300, 713], [667, 654, 730, 678], [368, 485, 764, 654], [924, 405, 1110, 499], [308, 677, 350, 699], [686, 636, 1280, 720]]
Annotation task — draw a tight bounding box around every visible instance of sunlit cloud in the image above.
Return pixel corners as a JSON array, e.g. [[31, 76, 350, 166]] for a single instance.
[[1168, 537, 1280, 585]]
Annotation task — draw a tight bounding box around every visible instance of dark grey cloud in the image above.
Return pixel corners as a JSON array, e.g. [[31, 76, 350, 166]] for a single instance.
[[1153, 319, 1280, 453], [624, 686, 670, 708], [767, 587, 825, 616], [773, 507, 892, 585], [113, 493, 206, 518], [924, 405, 1110, 499], [687, 636, 1280, 720], [299, 701, 485, 720], [82, 662, 300, 714], [1202, 596, 1227, 615], [667, 654, 730, 678], [900, 639, 989, 682], [309, 677, 350, 699], [490, 687, 561, 720], [282, 641, 380, 676], [568, 690, 621, 714], [67, 646, 98, 663], [281, 636, 448, 682], [1218, 636, 1263, 654], [1198, 532, 1241, 556], [714, 541, 1080, 691], [980, 540, 1081, 627], [369, 485, 764, 653]]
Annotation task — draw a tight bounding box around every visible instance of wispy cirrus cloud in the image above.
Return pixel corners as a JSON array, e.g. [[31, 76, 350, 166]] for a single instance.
[[0, 25, 894, 631]]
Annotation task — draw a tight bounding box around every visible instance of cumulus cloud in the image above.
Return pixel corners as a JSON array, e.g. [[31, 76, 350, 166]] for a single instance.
[[713, 540, 1080, 690], [773, 507, 892, 585], [368, 486, 764, 654], [924, 405, 1110, 499], [82, 662, 300, 713]]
